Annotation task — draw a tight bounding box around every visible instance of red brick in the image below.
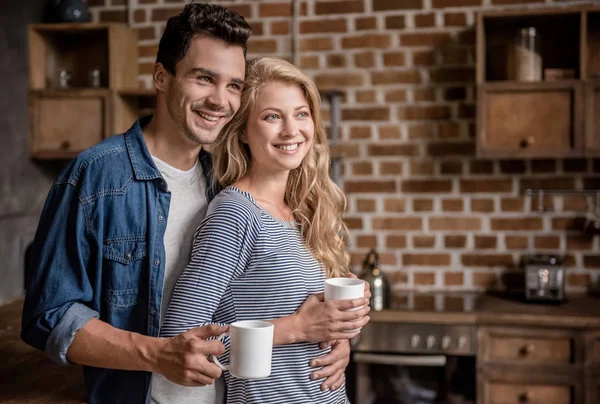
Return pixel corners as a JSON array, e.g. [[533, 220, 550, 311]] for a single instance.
[[460, 179, 512, 193], [345, 180, 396, 193], [352, 162, 373, 176], [427, 142, 475, 157], [445, 87, 466, 101], [385, 15, 406, 29], [316, 0, 364, 14], [356, 198, 377, 212], [430, 67, 475, 83], [519, 178, 575, 193], [552, 217, 582, 231], [444, 272, 464, 286], [490, 218, 543, 231], [401, 33, 452, 47], [384, 198, 406, 212], [440, 161, 463, 175], [380, 161, 404, 175], [356, 90, 377, 103], [413, 235, 436, 248], [133, 9, 146, 23], [152, 7, 184, 21], [534, 236, 560, 250], [87, 0, 105, 5], [247, 21, 264, 36], [492, 0, 543, 4], [139, 44, 158, 58], [410, 161, 435, 176], [566, 236, 593, 250], [356, 235, 378, 248], [531, 160, 556, 173], [414, 199, 434, 212], [300, 55, 319, 69], [300, 37, 333, 51], [408, 124, 435, 140], [462, 254, 513, 267], [300, 18, 347, 34], [414, 13, 436, 28], [398, 105, 450, 120], [430, 217, 481, 231], [470, 161, 494, 175], [354, 52, 375, 68], [343, 107, 390, 121], [386, 235, 407, 248], [505, 236, 529, 250], [111, 0, 126, 4], [226, 4, 252, 18], [356, 17, 377, 30], [475, 235, 497, 249], [139, 62, 154, 75], [402, 180, 452, 193], [373, 0, 423, 11], [137, 0, 155, 3], [584, 255, 600, 268], [372, 70, 420, 85], [342, 34, 392, 49], [564, 159, 588, 173], [383, 52, 406, 66], [568, 273, 591, 287], [373, 218, 423, 230], [137, 27, 155, 41], [99, 9, 127, 22], [379, 126, 402, 139], [326, 54, 347, 68], [432, 0, 481, 7], [445, 235, 466, 248], [473, 272, 498, 287], [413, 51, 435, 66], [351, 252, 396, 266], [314, 73, 363, 88], [259, 2, 290, 17], [271, 21, 290, 35], [349, 126, 372, 139], [248, 39, 277, 54], [385, 89, 408, 103], [405, 254, 450, 266], [500, 197, 525, 212], [471, 198, 494, 212], [414, 272, 436, 285], [369, 145, 419, 157], [444, 12, 467, 26], [414, 295, 435, 310], [563, 196, 587, 212], [344, 217, 363, 229], [442, 199, 463, 212], [414, 87, 436, 102]]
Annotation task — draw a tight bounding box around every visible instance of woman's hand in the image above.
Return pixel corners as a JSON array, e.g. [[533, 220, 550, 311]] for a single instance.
[[291, 294, 370, 343]]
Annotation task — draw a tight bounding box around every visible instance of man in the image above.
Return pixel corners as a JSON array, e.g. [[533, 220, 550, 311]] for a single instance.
[[21, 3, 365, 404]]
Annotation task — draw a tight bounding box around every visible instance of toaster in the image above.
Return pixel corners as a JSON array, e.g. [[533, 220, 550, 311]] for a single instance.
[[523, 254, 565, 302]]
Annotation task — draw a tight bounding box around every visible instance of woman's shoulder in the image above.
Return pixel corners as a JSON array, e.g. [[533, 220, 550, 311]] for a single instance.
[[206, 186, 263, 223]]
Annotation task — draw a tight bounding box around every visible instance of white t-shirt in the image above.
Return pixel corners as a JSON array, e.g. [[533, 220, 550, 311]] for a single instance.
[[150, 155, 224, 404]]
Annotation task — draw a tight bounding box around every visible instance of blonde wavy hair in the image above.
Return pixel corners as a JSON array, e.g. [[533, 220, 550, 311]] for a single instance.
[[211, 56, 349, 278]]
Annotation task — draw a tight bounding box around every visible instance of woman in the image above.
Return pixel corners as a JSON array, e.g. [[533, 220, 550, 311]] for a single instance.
[[157, 56, 370, 403]]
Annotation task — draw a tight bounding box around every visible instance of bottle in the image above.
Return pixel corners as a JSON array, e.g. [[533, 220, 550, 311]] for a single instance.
[[359, 249, 390, 311], [509, 27, 542, 82]]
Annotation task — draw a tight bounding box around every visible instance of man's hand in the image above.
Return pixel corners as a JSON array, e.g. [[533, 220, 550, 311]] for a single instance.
[[155, 324, 228, 386], [310, 339, 351, 391]]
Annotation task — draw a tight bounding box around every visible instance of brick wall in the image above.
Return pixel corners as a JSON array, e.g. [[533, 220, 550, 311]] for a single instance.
[[89, 0, 600, 293]]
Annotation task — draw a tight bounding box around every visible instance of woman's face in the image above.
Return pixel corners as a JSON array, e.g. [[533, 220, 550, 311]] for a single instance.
[[244, 82, 315, 174]]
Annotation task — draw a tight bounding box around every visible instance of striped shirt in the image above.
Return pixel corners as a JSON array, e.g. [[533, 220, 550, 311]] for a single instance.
[[160, 186, 348, 404]]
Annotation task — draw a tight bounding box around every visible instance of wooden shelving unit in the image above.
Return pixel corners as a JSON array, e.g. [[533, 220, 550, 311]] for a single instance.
[[476, 5, 600, 159]]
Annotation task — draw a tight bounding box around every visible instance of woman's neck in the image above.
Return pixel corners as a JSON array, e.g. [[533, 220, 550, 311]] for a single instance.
[[235, 167, 292, 220]]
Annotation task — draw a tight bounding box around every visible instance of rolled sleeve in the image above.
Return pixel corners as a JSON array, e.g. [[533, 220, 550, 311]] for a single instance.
[[45, 302, 99, 365]]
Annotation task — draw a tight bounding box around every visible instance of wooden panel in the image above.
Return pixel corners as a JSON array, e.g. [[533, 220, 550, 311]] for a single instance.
[[28, 27, 45, 90], [108, 25, 139, 89], [29, 90, 108, 158], [585, 81, 600, 156], [478, 82, 584, 158], [111, 91, 156, 135], [487, 382, 571, 404], [487, 335, 572, 364], [585, 331, 600, 367], [587, 12, 600, 78]]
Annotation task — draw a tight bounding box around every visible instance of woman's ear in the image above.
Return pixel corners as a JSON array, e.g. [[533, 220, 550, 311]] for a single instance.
[[241, 132, 248, 144]]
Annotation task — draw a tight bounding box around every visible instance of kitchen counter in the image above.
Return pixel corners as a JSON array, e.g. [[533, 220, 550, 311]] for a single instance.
[[370, 291, 600, 329]]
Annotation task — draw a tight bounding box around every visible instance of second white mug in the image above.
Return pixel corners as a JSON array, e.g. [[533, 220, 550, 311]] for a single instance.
[[211, 320, 274, 379]]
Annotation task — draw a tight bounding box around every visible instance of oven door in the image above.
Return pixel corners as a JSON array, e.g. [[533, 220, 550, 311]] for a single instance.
[[351, 352, 475, 404]]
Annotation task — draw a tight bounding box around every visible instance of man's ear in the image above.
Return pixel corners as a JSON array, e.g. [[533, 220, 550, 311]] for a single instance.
[[153, 63, 170, 92]]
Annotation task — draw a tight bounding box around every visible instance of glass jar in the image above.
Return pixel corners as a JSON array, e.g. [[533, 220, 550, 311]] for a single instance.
[[509, 27, 542, 81]]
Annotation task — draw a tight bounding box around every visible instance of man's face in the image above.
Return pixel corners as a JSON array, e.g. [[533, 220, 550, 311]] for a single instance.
[[165, 35, 246, 145]]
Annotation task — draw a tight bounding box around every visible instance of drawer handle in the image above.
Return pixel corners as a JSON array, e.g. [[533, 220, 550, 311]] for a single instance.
[[519, 343, 535, 357], [520, 136, 535, 148], [519, 391, 532, 402], [60, 140, 71, 150]]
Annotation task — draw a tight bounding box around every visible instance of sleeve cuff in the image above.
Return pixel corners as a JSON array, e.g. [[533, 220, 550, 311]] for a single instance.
[[45, 302, 99, 365]]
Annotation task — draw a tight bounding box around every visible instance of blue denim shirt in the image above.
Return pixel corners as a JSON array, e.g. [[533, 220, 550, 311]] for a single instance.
[[21, 116, 213, 404]]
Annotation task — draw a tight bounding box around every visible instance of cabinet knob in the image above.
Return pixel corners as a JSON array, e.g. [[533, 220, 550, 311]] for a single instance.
[[519, 343, 535, 357], [60, 140, 71, 150], [520, 136, 535, 148], [518, 391, 532, 402]]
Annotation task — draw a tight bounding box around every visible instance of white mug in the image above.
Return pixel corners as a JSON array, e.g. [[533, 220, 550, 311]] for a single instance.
[[211, 320, 274, 379], [324, 277, 365, 332]]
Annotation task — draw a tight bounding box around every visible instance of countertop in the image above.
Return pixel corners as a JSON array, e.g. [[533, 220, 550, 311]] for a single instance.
[[370, 290, 600, 329]]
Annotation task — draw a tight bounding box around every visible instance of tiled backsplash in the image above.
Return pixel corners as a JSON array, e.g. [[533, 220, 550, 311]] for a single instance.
[[88, 0, 600, 293]]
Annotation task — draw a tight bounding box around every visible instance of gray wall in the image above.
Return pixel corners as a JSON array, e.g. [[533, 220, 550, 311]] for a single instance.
[[0, 2, 62, 305]]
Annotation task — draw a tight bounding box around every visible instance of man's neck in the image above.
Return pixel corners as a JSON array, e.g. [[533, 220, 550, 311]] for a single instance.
[[142, 115, 201, 171]]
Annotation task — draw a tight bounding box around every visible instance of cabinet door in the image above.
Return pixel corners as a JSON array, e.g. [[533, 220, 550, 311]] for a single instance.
[[585, 81, 600, 156], [29, 90, 109, 159], [477, 82, 584, 158]]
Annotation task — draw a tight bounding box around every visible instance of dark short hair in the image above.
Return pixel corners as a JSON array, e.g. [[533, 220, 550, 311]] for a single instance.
[[156, 2, 252, 75]]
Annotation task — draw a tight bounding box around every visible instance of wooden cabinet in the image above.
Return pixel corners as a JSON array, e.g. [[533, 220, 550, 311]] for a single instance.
[[477, 326, 585, 404], [27, 23, 138, 159], [476, 6, 600, 158]]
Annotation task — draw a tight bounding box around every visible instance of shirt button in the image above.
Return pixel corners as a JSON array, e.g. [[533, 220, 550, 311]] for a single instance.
[[150, 308, 157, 316], [124, 252, 132, 260], [161, 180, 168, 190], [154, 259, 160, 266], [158, 215, 164, 221]]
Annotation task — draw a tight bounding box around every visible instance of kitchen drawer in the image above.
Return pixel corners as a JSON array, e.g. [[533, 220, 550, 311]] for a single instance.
[[479, 327, 575, 365], [585, 331, 600, 367], [487, 382, 571, 404]]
